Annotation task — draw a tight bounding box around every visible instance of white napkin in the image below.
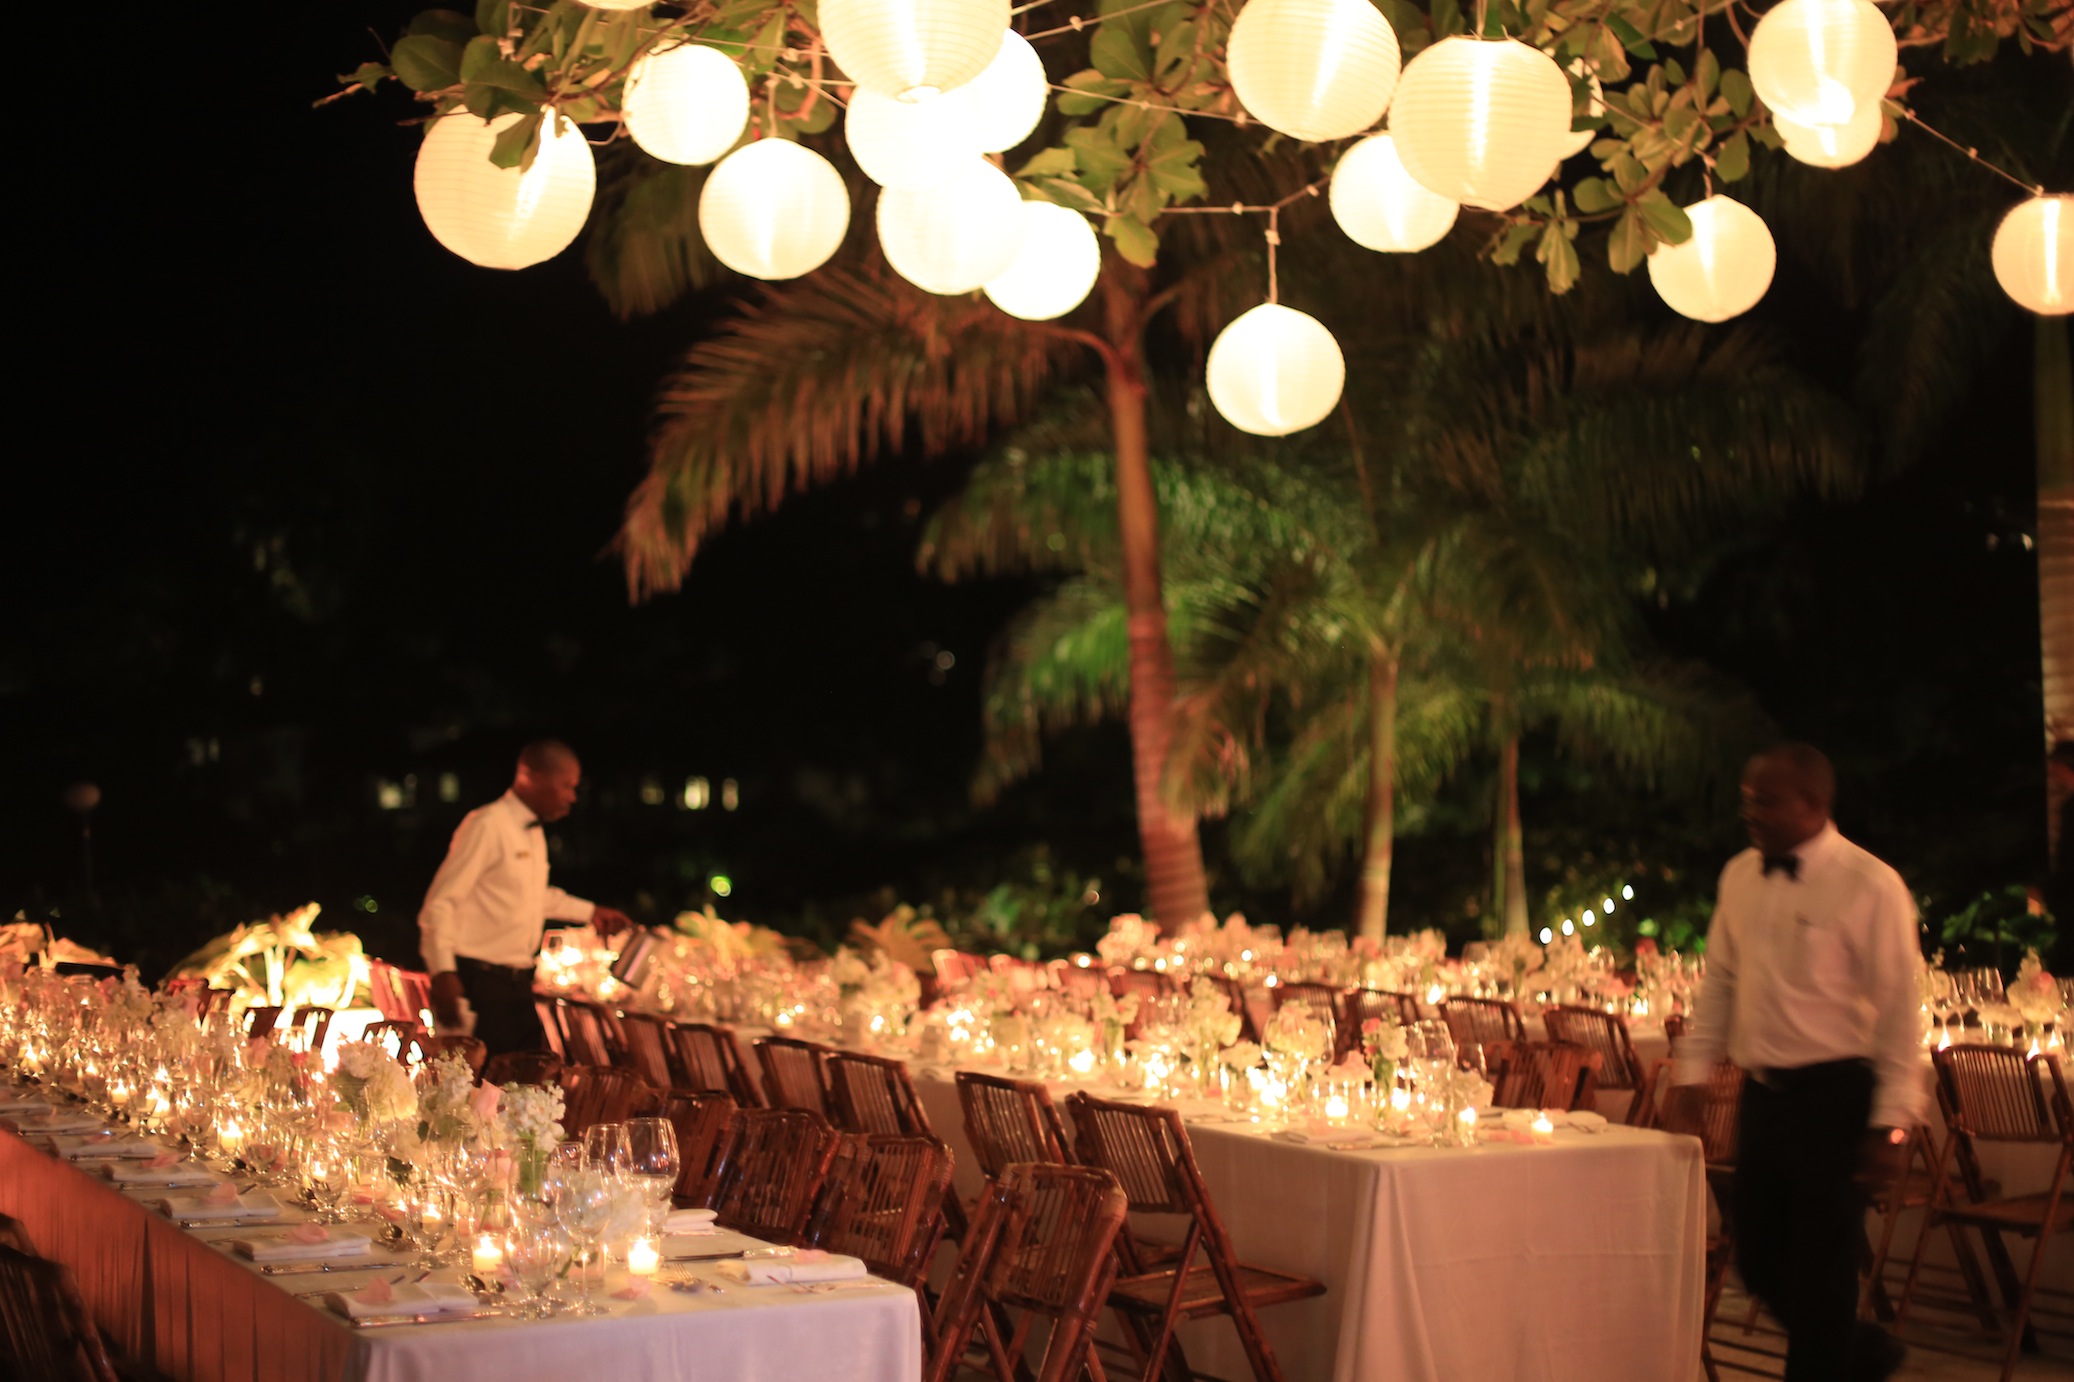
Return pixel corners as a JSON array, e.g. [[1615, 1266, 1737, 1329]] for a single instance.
[[51, 1134, 159, 1159], [325, 1281, 479, 1319], [1566, 1110, 1609, 1134], [233, 1228, 375, 1263], [164, 1189, 285, 1220], [15, 1113, 109, 1136], [106, 1162, 221, 1188], [662, 1207, 717, 1234], [1498, 1109, 1568, 1131], [0, 1094, 52, 1114], [716, 1253, 869, 1285]]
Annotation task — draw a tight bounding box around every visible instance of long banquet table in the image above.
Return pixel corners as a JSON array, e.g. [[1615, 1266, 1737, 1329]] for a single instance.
[[0, 1092, 923, 1382]]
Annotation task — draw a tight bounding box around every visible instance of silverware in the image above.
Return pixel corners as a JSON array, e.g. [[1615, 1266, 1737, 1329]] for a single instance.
[[663, 1250, 746, 1263], [259, 1259, 383, 1275], [351, 1309, 505, 1328]]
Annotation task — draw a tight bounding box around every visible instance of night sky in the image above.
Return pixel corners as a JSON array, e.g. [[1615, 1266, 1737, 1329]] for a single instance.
[[3, 2, 2061, 976]]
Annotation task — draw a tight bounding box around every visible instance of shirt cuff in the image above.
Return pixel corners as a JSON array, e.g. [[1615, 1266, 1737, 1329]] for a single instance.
[[1671, 1056, 1713, 1087]]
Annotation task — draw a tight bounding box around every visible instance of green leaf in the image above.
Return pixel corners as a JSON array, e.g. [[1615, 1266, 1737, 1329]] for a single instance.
[[489, 108, 541, 169], [1025, 176, 1107, 213], [392, 34, 464, 92], [1066, 125, 1133, 194], [1607, 206, 1650, 274], [1143, 131, 1208, 202], [473, 0, 508, 41], [1636, 191, 1691, 245], [1104, 214, 1160, 267], [1537, 223, 1581, 294], [1714, 130, 1751, 183], [1719, 69, 1754, 117], [1058, 69, 1126, 117], [1609, 151, 1648, 195], [1091, 24, 1152, 82], [1587, 26, 1631, 83], [1571, 177, 1622, 214], [1694, 48, 1720, 101], [1015, 147, 1080, 179], [1606, 15, 1657, 58], [350, 62, 391, 91], [407, 9, 478, 42], [1491, 219, 1541, 266]]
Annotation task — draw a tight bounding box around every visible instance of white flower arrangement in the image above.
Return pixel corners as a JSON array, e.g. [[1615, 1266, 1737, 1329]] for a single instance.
[[1263, 1007, 1331, 1063], [496, 1083, 566, 1148], [1184, 978, 1243, 1051], [415, 1050, 485, 1144], [1219, 1040, 1265, 1071], [1096, 914, 1161, 968], [331, 1041, 416, 1125], [2011, 950, 2063, 1027]]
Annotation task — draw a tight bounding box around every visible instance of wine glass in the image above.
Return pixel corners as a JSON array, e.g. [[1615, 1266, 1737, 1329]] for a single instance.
[[623, 1117, 680, 1224], [557, 1170, 615, 1316], [583, 1123, 630, 1181], [506, 1218, 571, 1318]]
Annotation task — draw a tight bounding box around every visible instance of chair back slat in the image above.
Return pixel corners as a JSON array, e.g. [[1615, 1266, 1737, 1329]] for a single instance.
[[481, 1051, 563, 1089], [668, 1022, 759, 1105], [825, 1051, 932, 1136], [615, 1013, 676, 1089], [807, 1134, 953, 1288], [1441, 996, 1527, 1060], [558, 1065, 658, 1136], [1541, 1007, 1645, 1091], [1935, 1044, 2067, 1144], [1490, 1040, 1600, 1112], [408, 1033, 487, 1077], [658, 1090, 737, 1207], [1062, 1092, 1193, 1214], [1344, 989, 1417, 1038], [710, 1108, 841, 1243], [557, 1000, 614, 1067], [358, 1020, 421, 1062], [754, 1037, 832, 1115], [244, 1005, 285, 1039], [954, 1072, 1072, 1180]]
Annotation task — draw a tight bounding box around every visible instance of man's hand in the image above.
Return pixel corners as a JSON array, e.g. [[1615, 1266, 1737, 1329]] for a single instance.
[[430, 971, 465, 1029], [1857, 1127, 1911, 1194], [591, 906, 634, 939]]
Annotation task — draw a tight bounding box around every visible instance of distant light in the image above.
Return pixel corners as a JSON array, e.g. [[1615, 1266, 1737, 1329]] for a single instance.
[[720, 778, 740, 812], [934, 650, 956, 671], [354, 895, 379, 914], [249, 677, 265, 698], [1538, 927, 1554, 944], [682, 777, 710, 811], [639, 777, 665, 807], [1602, 896, 1615, 913], [438, 772, 460, 803], [709, 874, 732, 898], [377, 780, 404, 811], [1583, 909, 1596, 925], [1560, 919, 1575, 936], [1638, 919, 1660, 937], [1621, 885, 1634, 900]]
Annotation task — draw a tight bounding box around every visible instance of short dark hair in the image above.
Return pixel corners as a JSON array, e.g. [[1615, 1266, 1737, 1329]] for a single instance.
[[517, 738, 578, 774], [1753, 741, 1835, 810]]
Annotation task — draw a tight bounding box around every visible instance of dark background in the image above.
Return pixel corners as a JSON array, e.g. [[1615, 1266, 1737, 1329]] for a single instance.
[[1, 1, 2058, 978]]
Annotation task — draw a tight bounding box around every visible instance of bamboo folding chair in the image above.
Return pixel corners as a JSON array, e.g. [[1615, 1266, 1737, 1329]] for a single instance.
[[358, 1019, 421, 1061], [558, 1065, 657, 1137], [199, 987, 238, 1021], [754, 1036, 833, 1116], [555, 1000, 615, 1067], [932, 950, 987, 990], [1661, 1059, 1744, 1382], [280, 1006, 333, 1055], [531, 995, 568, 1058], [1050, 961, 1109, 1003], [481, 1051, 563, 1088], [955, 1072, 1073, 1181], [1065, 1092, 1325, 1382], [1859, 1120, 1990, 1324], [613, 1012, 676, 1090], [668, 1021, 760, 1105], [1200, 973, 1262, 1044], [807, 1134, 954, 1313], [243, 1005, 285, 1039], [1439, 996, 1527, 1067], [827, 1051, 969, 1244], [1109, 968, 1177, 1005], [1898, 1046, 2074, 1382], [408, 1033, 487, 1077], [1346, 988, 1419, 1034], [658, 1090, 737, 1208], [1489, 1040, 1601, 1112], [1543, 1006, 1647, 1092], [710, 1108, 841, 1243], [0, 1244, 118, 1382], [1269, 980, 1345, 1054], [927, 1164, 1129, 1382]]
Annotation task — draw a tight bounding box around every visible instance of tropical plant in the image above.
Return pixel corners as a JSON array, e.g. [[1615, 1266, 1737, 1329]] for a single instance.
[[167, 903, 372, 1011]]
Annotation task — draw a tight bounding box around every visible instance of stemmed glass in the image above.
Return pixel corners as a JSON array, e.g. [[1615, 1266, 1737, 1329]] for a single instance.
[[583, 1123, 630, 1180], [506, 1218, 572, 1319], [558, 1169, 615, 1316], [623, 1117, 681, 1229]]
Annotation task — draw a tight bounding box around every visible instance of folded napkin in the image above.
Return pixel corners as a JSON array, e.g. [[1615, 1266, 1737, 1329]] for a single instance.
[[234, 1227, 374, 1263], [716, 1251, 869, 1286], [52, 1134, 161, 1159], [325, 1279, 478, 1320], [16, 1113, 109, 1136], [105, 1161, 221, 1188], [1279, 1122, 1384, 1147], [1497, 1109, 1567, 1132], [164, 1189, 285, 1221], [662, 1208, 717, 1235], [1566, 1110, 1609, 1134], [0, 1094, 52, 1114]]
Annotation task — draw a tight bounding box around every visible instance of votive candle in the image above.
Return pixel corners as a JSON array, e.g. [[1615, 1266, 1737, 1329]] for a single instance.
[[627, 1236, 660, 1277], [472, 1233, 505, 1275]]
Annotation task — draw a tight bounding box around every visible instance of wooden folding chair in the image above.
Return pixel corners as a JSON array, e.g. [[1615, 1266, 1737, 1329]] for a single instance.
[[754, 1036, 832, 1116], [199, 987, 237, 1021], [1440, 996, 1526, 1066], [280, 1006, 333, 1055], [955, 1072, 1073, 1180], [807, 1134, 954, 1308], [532, 994, 568, 1059], [243, 1005, 285, 1039], [658, 1090, 737, 1209], [613, 1012, 676, 1090], [358, 1019, 421, 1062], [710, 1108, 841, 1243], [1065, 1092, 1324, 1382], [1049, 961, 1109, 1003], [558, 1065, 656, 1137], [481, 1051, 563, 1088], [1109, 968, 1177, 1005], [1200, 973, 1262, 1043], [1543, 1006, 1647, 1097], [1662, 1059, 1743, 1382], [926, 1163, 1128, 1382], [0, 1244, 118, 1382], [1898, 1046, 2074, 1382], [1345, 988, 1419, 1036], [825, 1050, 934, 1137], [669, 1021, 761, 1105], [1489, 1040, 1601, 1112], [408, 1033, 487, 1077], [932, 950, 987, 989], [556, 1000, 614, 1067], [1268, 980, 1342, 1013]]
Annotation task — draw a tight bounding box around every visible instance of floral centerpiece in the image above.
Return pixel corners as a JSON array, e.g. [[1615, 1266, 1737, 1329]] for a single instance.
[[332, 1040, 418, 1133], [494, 1082, 566, 1197], [1360, 1016, 1410, 1088], [829, 945, 921, 1043], [2010, 950, 2063, 1033]]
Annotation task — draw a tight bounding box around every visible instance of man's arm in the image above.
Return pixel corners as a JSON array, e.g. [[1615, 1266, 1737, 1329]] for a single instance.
[[1864, 872, 1927, 1131], [1674, 863, 1741, 1087], [542, 887, 596, 925], [418, 812, 496, 976]]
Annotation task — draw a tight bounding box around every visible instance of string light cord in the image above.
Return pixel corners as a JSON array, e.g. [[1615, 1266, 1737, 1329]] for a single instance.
[[1892, 106, 2047, 197]]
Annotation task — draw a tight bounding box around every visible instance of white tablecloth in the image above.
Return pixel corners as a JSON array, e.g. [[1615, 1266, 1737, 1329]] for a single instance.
[[0, 1096, 922, 1382]]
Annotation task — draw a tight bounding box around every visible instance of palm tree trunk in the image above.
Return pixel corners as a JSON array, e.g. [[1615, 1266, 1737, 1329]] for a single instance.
[[1100, 269, 1209, 933], [2037, 317, 2073, 862], [1493, 733, 1530, 937], [1356, 646, 1399, 940]]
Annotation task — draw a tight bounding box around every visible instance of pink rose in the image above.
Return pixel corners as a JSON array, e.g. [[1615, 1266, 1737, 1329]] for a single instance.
[[288, 1223, 331, 1244], [204, 1181, 239, 1205]]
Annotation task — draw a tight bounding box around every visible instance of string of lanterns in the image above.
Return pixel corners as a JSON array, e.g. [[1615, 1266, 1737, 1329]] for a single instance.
[[408, 0, 2072, 440]]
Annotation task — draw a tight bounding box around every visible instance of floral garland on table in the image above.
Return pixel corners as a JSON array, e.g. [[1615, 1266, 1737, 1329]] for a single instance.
[[1262, 1005, 1333, 1065], [2010, 950, 2064, 1030], [332, 1041, 419, 1128]]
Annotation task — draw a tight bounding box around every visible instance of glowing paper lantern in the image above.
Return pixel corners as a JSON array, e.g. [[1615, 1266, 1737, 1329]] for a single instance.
[[958, 30, 1049, 153], [699, 139, 851, 280], [1991, 195, 2072, 316], [1329, 133, 1458, 252], [1557, 64, 1606, 160], [845, 88, 982, 188], [1646, 196, 1776, 322], [877, 160, 1028, 294], [1390, 38, 1573, 212], [624, 45, 750, 166], [575, 0, 650, 8], [820, 0, 1009, 102], [1206, 304, 1346, 436], [414, 112, 596, 271], [1227, 0, 1402, 143], [984, 201, 1100, 320], [1774, 99, 1882, 168], [1747, 0, 1896, 128]]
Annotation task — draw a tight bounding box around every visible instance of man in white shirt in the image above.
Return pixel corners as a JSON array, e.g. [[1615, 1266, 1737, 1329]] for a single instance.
[[418, 740, 631, 1056], [1672, 743, 1923, 1382]]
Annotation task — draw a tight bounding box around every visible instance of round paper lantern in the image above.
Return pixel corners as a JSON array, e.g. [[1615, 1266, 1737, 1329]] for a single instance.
[[699, 139, 851, 280], [1646, 196, 1776, 322], [1329, 133, 1458, 252], [414, 111, 596, 271], [624, 45, 750, 166], [958, 30, 1049, 153], [575, 0, 650, 8], [820, 0, 1009, 102], [984, 201, 1101, 320], [1774, 99, 1882, 168], [1206, 304, 1346, 436], [1390, 38, 1573, 211], [844, 88, 982, 188], [1747, 0, 1895, 128], [1557, 64, 1606, 160], [1991, 195, 2072, 316], [877, 159, 1028, 294], [1227, 0, 1402, 143]]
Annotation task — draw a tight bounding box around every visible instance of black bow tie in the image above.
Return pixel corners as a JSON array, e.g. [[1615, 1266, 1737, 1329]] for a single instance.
[[1761, 854, 1800, 880]]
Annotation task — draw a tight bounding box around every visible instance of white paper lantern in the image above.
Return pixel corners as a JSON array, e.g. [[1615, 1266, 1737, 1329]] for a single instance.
[[699, 139, 851, 280], [984, 201, 1101, 320], [624, 45, 750, 167], [1747, 0, 1895, 128], [575, 0, 650, 8], [1775, 99, 1882, 168], [820, 0, 1009, 102], [1646, 196, 1776, 322], [1227, 0, 1402, 143], [1557, 64, 1606, 160], [414, 111, 596, 271], [1207, 304, 1346, 436], [844, 88, 981, 188], [1991, 195, 2072, 316], [1330, 133, 1458, 252], [958, 30, 1049, 153], [877, 159, 1028, 294], [1390, 38, 1573, 212]]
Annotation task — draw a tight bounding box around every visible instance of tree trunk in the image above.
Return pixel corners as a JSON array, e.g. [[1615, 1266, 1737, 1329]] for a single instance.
[[1355, 646, 1399, 940], [1493, 733, 1530, 937], [1101, 269, 1209, 933], [2037, 316, 2074, 862]]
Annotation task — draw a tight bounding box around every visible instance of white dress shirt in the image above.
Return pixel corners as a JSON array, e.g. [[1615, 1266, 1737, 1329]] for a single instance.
[[418, 791, 594, 972], [1675, 822, 1926, 1129]]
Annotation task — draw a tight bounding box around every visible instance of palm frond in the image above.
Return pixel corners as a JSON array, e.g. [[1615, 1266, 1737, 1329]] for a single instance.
[[584, 145, 722, 321], [973, 576, 1131, 801]]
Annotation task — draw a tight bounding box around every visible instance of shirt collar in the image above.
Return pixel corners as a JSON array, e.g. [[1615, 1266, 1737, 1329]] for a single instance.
[[499, 790, 541, 830], [1789, 821, 1840, 866]]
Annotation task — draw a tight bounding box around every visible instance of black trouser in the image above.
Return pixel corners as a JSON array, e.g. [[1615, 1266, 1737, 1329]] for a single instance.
[[1736, 1059, 1884, 1382], [453, 956, 546, 1059]]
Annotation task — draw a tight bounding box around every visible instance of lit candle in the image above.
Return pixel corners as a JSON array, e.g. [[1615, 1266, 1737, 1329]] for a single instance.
[[1530, 1114, 1555, 1145], [1389, 1086, 1410, 1114], [219, 1118, 245, 1157], [472, 1233, 505, 1275], [626, 1236, 660, 1277], [109, 1083, 132, 1108], [1324, 1092, 1351, 1124], [1067, 1049, 1096, 1077], [1458, 1105, 1478, 1134]]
